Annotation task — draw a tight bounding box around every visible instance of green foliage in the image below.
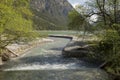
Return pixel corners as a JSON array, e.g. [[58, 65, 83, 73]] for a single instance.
[[85, 0, 120, 76], [0, 0, 37, 55], [0, 2, 33, 34], [92, 28, 120, 75], [13, 0, 29, 7], [0, 0, 13, 6], [13, 0, 33, 20], [68, 10, 85, 30]]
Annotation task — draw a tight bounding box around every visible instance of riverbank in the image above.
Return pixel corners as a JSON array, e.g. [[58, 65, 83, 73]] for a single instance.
[[61, 35, 120, 80], [62, 34, 100, 62], [0, 37, 53, 64]]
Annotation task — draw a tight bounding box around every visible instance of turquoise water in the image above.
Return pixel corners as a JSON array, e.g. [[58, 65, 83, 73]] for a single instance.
[[0, 37, 110, 80]]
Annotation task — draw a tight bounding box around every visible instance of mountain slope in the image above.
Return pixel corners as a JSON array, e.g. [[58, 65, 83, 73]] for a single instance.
[[30, 0, 73, 30]]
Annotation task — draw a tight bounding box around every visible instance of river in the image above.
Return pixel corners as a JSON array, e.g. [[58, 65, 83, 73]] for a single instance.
[[0, 37, 110, 80]]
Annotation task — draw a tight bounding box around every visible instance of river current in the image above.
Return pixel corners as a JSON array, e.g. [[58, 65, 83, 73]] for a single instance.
[[0, 37, 110, 80]]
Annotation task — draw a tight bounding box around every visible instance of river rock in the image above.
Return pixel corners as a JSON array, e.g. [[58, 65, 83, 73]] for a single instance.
[[62, 41, 89, 58], [1, 53, 10, 61]]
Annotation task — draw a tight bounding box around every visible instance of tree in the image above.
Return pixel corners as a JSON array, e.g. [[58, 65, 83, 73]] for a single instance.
[[68, 6, 92, 39], [68, 10, 85, 30], [86, 0, 120, 27], [0, 0, 36, 56], [85, 0, 120, 75]]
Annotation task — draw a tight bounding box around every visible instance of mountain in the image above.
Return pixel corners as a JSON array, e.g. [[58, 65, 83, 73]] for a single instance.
[[30, 0, 73, 30]]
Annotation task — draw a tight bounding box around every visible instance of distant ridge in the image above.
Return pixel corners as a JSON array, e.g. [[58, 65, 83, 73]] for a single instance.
[[30, 0, 73, 30]]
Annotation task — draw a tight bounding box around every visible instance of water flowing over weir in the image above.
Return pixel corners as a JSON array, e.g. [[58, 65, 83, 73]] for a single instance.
[[0, 37, 110, 80]]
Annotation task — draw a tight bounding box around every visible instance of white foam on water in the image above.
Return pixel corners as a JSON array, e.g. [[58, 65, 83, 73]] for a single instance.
[[4, 63, 83, 71]]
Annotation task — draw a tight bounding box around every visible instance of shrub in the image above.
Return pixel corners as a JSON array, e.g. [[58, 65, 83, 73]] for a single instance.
[[92, 29, 120, 75]]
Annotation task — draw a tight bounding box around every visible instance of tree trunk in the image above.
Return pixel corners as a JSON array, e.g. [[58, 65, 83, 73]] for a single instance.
[[0, 57, 3, 65], [113, 0, 117, 23]]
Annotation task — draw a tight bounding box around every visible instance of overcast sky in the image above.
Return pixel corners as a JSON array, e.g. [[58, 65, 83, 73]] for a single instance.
[[68, 0, 87, 7]]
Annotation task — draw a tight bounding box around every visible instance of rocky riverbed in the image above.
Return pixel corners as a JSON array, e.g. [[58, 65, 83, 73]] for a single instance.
[[0, 38, 53, 62], [0, 37, 110, 80]]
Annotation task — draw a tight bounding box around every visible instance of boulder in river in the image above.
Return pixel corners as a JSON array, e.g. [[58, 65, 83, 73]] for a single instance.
[[62, 41, 90, 58]]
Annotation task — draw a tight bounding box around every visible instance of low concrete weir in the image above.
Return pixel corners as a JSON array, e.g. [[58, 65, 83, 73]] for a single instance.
[[0, 37, 110, 80], [48, 35, 73, 39], [51, 34, 90, 58]]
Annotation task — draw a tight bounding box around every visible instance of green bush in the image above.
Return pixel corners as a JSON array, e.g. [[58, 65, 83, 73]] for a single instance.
[[92, 29, 120, 75]]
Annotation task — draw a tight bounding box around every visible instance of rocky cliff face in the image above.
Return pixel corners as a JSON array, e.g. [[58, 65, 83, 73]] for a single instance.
[[30, 0, 73, 30]]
